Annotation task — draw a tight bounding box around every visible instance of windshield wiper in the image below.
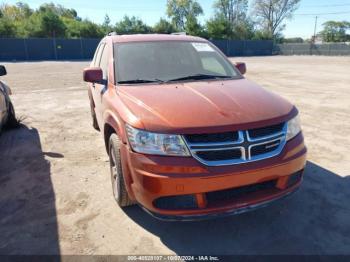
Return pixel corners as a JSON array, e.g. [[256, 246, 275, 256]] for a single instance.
[[117, 79, 164, 84], [166, 74, 232, 82]]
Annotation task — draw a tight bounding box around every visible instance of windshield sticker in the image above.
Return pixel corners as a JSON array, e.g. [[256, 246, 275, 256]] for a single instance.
[[192, 42, 215, 52]]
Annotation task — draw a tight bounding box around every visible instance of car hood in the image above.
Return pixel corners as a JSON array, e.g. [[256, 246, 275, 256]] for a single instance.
[[118, 79, 295, 133]]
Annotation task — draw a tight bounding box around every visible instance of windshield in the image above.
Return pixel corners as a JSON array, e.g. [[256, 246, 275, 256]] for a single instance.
[[114, 41, 241, 84]]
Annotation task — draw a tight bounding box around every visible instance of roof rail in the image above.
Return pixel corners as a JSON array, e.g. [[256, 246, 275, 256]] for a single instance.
[[171, 32, 187, 35], [107, 31, 118, 36]]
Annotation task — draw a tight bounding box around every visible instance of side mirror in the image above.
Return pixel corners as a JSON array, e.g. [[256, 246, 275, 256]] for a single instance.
[[235, 62, 246, 75], [0, 65, 7, 76], [83, 67, 103, 83]]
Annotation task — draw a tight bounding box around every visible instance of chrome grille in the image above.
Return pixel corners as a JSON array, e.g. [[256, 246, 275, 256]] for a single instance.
[[183, 122, 287, 166], [185, 131, 239, 143], [248, 123, 285, 140]]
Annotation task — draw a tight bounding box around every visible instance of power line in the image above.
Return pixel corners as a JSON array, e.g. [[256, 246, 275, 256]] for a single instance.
[[294, 11, 350, 16], [303, 3, 350, 8]]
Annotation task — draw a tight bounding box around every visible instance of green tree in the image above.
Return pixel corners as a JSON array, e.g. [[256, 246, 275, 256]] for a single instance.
[[184, 13, 204, 36], [41, 10, 66, 37], [208, 0, 253, 39], [38, 3, 78, 20], [282, 37, 303, 43], [0, 2, 108, 38], [252, 0, 300, 39], [23, 10, 66, 37], [63, 17, 104, 38], [0, 17, 16, 37], [0, 2, 33, 37], [79, 19, 104, 38], [252, 30, 272, 40], [15, 2, 33, 18], [115, 15, 152, 34], [0, 2, 33, 21], [206, 16, 233, 39], [153, 18, 176, 34], [62, 17, 80, 38], [166, 0, 203, 31], [102, 14, 113, 34], [320, 21, 350, 42], [20, 12, 41, 37], [233, 20, 254, 39]]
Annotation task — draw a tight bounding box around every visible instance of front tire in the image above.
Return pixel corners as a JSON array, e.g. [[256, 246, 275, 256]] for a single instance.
[[6, 102, 18, 128], [109, 134, 134, 207]]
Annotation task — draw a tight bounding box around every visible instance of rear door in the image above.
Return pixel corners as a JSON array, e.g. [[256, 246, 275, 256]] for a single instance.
[[90, 42, 105, 125]]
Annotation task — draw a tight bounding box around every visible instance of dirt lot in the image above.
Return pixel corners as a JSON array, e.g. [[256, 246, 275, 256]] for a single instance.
[[0, 56, 349, 255]]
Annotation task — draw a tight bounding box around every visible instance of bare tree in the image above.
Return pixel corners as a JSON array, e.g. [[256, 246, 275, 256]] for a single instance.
[[253, 0, 300, 38], [214, 0, 248, 23]]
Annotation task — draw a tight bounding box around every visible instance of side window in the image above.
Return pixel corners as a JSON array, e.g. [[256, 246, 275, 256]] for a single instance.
[[99, 44, 109, 80], [94, 43, 105, 67], [200, 54, 227, 75]]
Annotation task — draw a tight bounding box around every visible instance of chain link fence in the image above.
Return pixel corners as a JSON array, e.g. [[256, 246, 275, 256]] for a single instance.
[[275, 43, 350, 56]]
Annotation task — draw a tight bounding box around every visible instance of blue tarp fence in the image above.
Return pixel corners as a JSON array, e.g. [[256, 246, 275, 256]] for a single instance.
[[0, 38, 274, 61]]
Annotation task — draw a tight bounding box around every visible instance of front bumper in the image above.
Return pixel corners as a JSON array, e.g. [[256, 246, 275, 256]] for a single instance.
[[142, 185, 300, 221], [120, 132, 307, 219]]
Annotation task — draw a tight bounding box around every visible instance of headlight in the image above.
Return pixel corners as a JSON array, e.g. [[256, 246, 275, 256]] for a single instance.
[[125, 124, 190, 156], [286, 115, 301, 141]]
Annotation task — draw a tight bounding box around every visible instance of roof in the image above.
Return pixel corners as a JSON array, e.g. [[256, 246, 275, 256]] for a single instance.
[[110, 34, 207, 43]]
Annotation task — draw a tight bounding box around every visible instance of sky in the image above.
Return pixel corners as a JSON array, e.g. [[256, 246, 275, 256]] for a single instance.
[[3, 0, 350, 38]]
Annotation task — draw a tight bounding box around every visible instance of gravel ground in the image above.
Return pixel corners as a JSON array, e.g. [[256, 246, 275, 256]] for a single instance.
[[0, 56, 349, 255]]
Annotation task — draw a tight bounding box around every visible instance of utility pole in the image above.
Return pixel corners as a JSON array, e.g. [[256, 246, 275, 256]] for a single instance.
[[313, 16, 318, 43]]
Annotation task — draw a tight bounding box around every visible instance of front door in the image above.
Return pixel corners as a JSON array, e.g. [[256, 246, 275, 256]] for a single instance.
[[93, 43, 109, 127]]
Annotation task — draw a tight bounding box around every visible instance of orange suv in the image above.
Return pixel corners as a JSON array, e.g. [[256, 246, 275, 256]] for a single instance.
[[84, 34, 306, 220]]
